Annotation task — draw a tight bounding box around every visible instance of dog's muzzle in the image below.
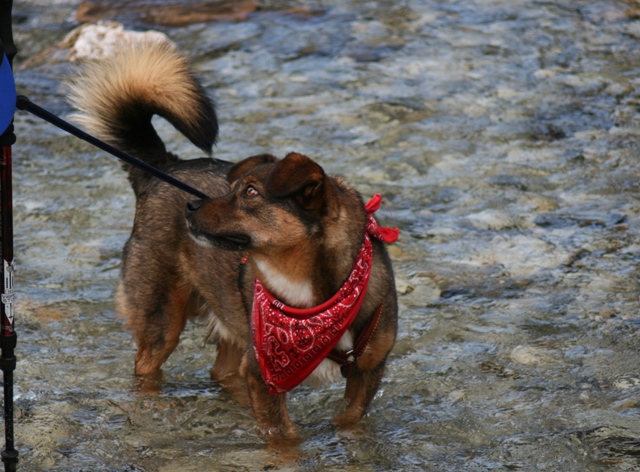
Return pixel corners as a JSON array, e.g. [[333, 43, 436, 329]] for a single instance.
[[185, 199, 251, 250]]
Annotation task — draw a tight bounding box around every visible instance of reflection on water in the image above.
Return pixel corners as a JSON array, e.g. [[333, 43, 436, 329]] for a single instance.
[[7, 0, 640, 470]]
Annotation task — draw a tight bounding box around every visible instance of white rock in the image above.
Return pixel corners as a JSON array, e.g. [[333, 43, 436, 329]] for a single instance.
[[613, 376, 640, 390], [510, 345, 552, 366], [403, 276, 441, 306], [63, 22, 172, 62]]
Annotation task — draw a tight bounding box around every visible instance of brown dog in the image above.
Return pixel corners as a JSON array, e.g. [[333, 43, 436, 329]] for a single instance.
[[68, 37, 398, 439]]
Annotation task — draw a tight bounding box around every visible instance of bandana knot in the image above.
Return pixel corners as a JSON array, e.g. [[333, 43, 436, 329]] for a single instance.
[[365, 193, 399, 243]]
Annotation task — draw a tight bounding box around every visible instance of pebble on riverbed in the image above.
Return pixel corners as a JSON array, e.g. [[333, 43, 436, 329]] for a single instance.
[[509, 345, 554, 366], [75, 0, 258, 26]]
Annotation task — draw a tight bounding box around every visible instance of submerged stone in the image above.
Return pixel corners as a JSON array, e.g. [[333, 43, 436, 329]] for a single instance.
[[76, 0, 257, 26]]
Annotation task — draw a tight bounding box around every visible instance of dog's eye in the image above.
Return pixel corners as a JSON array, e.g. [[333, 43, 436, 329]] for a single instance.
[[244, 185, 259, 198]]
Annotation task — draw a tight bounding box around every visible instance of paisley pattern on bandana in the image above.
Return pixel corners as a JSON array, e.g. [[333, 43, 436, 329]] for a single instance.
[[252, 235, 372, 394], [251, 194, 398, 394]]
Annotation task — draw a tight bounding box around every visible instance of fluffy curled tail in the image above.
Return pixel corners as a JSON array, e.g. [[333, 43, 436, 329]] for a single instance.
[[67, 36, 217, 193]]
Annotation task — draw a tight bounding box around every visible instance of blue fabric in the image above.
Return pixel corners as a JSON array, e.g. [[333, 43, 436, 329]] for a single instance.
[[0, 53, 16, 136]]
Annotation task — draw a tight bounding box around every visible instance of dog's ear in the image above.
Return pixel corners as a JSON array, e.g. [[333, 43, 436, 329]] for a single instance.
[[267, 152, 330, 214], [227, 154, 279, 183]]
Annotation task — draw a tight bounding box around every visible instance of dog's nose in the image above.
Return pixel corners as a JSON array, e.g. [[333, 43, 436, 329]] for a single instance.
[[186, 199, 203, 213]]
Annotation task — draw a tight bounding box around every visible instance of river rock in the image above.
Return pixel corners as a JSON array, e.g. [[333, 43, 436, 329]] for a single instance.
[[76, 0, 257, 26], [65, 22, 171, 62], [510, 345, 553, 366], [400, 276, 442, 305], [20, 22, 171, 66]]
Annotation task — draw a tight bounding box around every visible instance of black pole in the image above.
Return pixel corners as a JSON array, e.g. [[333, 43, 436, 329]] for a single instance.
[[0, 0, 19, 470]]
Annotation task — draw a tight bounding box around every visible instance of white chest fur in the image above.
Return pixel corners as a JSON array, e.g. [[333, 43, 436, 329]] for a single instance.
[[254, 259, 315, 308], [304, 330, 354, 387]]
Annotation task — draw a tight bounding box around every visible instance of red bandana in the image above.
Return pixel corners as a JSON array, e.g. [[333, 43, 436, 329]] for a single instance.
[[251, 194, 398, 394]]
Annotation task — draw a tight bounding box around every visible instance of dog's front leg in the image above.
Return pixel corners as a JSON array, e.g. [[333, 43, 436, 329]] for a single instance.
[[334, 361, 386, 429], [336, 300, 397, 428], [241, 352, 298, 441]]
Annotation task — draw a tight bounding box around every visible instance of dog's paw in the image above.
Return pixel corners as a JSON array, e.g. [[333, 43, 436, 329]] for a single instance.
[[333, 409, 365, 431], [133, 370, 163, 393], [257, 423, 301, 448]]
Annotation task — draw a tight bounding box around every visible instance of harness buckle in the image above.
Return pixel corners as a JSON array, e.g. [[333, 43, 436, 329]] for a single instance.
[[344, 350, 356, 365]]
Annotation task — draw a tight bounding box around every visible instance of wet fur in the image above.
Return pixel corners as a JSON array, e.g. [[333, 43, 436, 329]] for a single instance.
[[68, 37, 398, 440]]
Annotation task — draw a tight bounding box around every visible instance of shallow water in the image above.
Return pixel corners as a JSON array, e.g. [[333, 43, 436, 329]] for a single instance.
[[6, 0, 640, 470]]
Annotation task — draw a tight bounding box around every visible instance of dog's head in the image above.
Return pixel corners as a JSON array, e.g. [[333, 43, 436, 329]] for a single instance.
[[186, 152, 339, 253]]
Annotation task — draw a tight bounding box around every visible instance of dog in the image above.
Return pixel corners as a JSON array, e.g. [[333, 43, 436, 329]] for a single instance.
[[67, 37, 398, 440]]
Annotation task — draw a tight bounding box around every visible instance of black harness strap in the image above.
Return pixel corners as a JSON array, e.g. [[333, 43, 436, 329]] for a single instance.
[[327, 302, 384, 377]]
